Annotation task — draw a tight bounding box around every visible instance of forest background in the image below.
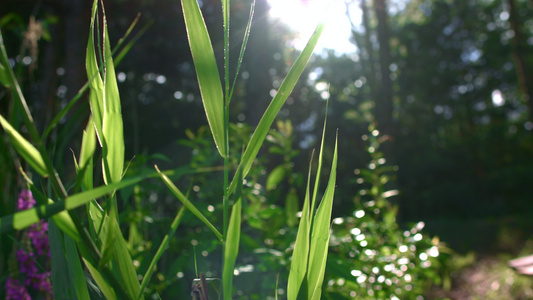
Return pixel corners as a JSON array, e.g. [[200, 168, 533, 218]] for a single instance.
[[2, 0, 533, 298]]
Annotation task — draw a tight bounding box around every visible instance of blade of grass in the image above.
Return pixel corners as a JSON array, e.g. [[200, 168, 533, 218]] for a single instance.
[[82, 257, 118, 299], [137, 205, 186, 299], [0, 31, 40, 143], [227, 22, 325, 196], [64, 231, 91, 300], [287, 152, 314, 300], [49, 220, 77, 299], [86, 0, 105, 146], [222, 0, 230, 99], [155, 165, 223, 241], [182, 0, 226, 158], [307, 133, 337, 300], [310, 97, 329, 226], [101, 7, 125, 186], [227, 0, 255, 105], [110, 219, 143, 300], [79, 116, 96, 190], [0, 176, 143, 235], [0, 114, 48, 177], [99, 200, 118, 268], [222, 168, 243, 300], [113, 19, 153, 67], [44, 14, 148, 140], [222, 196, 241, 300]]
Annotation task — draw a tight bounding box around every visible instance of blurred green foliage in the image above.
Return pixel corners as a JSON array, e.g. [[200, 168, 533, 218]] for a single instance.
[[3, 0, 533, 298]]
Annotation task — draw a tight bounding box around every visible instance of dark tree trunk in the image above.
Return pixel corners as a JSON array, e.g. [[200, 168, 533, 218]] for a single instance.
[[359, 0, 378, 105], [507, 0, 533, 122], [373, 0, 393, 136]]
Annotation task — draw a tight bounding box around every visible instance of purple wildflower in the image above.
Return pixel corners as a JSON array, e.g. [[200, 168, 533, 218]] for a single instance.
[[17, 190, 35, 211], [31, 272, 53, 296], [5, 277, 31, 300], [29, 221, 50, 257], [7, 189, 53, 299]]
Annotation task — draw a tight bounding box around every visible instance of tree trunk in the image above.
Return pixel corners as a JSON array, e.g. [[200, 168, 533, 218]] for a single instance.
[[359, 0, 378, 105], [373, 0, 393, 136], [507, 0, 533, 122]]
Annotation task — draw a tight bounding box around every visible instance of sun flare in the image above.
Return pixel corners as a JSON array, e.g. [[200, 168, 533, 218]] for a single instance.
[[267, 0, 358, 54]]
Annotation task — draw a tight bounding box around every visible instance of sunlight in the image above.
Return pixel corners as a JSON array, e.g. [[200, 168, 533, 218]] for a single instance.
[[268, 0, 359, 54]]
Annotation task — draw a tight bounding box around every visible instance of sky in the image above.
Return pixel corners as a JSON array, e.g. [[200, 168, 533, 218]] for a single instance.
[[267, 0, 361, 54]]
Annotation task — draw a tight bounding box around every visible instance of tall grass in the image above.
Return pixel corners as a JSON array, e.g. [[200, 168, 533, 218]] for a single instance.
[[0, 0, 337, 299]]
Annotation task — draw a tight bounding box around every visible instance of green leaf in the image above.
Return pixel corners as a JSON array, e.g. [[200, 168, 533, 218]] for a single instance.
[[307, 134, 337, 300], [86, 0, 105, 147], [64, 232, 91, 300], [182, 0, 226, 157], [44, 14, 148, 140], [0, 114, 48, 177], [79, 116, 96, 189], [228, 22, 325, 195], [266, 165, 286, 191], [82, 257, 117, 299], [227, 0, 255, 105], [223, 193, 242, 300], [49, 220, 76, 299], [138, 205, 186, 299], [99, 201, 118, 268], [285, 188, 299, 228], [110, 219, 143, 300], [155, 165, 223, 241], [102, 11, 125, 185], [287, 156, 314, 300], [112, 15, 153, 67], [0, 176, 143, 235], [310, 96, 330, 221], [0, 59, 10, 88]]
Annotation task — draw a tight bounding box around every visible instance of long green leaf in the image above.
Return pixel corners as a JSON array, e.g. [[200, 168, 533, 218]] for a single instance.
[[307, 134, 337, 300], [86, 0, 105, 146], [110, 220, 143, 300], [287, 155, 314, 300], [49, 220, 76, 299], [222, 196, 241, 300], [155, 165, 223, 241], [0, 114, 48, 177], [228, 22, 325, 195], [64, 232, 91, 300], [0, 30, 39, 143], [182, 0, 226, 157], [0, 57, 10, 88], [102, 9, 125, 185], [227, 0, 255, 105], [310, 99, 329, 219], [44, 14, 148, 140], [138, 205, 186, 299], [83, 257, 118, 300], [99, 201, 118, 268], [79, 116, 96, 189], [222, 167, 243, 300], [0, 176, 143, 235]]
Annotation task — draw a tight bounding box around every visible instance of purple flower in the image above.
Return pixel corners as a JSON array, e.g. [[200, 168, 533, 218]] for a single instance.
[[31, 272, 53, 296], [8, 189, 53, 299], [29, 221, 49, 256], [16, 250, 38, 287], [5, 277, 31, 300], [17, 190, 35, 211]]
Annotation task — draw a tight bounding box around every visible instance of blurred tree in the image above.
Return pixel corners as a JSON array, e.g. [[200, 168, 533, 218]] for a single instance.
[[507, 0, 533, 121]]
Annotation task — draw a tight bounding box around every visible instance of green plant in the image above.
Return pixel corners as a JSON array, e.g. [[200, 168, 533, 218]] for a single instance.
[[0, 0, 337, 299], [322, 102, 448, 299]]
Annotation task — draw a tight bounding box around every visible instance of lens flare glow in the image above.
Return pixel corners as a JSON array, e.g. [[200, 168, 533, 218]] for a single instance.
[[268, 0, 358, 54]]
